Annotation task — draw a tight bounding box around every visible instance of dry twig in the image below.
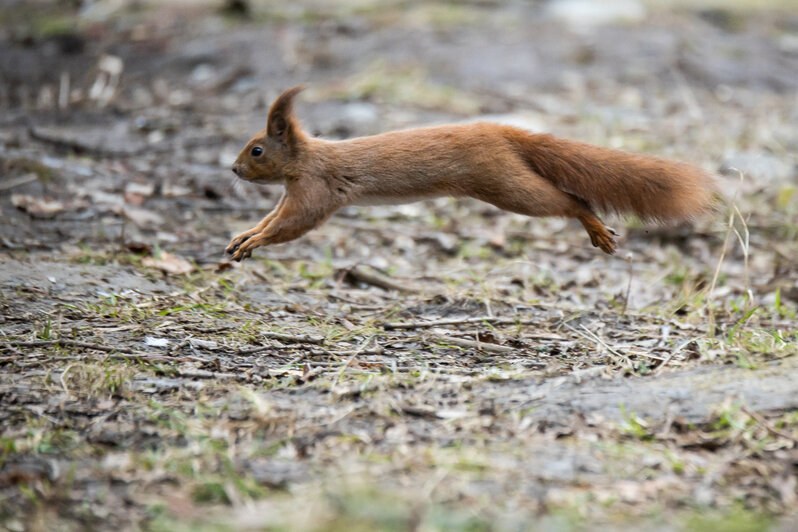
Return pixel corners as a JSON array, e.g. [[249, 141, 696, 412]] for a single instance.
[[337, 265, 419, 293], [384, 315, 538, 330], [429, 333, 515, 353], [740, 406, 798, 444]]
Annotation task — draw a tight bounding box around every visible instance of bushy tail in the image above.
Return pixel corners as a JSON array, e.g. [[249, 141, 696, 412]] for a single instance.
[[512, 132, 718, 221]]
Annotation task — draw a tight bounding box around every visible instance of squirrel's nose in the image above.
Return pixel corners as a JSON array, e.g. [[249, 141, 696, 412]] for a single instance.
[[231, 165, 240, 176]]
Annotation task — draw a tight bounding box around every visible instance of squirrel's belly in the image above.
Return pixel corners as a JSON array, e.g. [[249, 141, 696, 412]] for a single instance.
[[351, 193, 442, 207]]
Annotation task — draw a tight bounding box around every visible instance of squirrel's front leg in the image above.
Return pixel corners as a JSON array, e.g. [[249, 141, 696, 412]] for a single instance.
[[229, 194, 337, 262], [225, 195, 286, 256]]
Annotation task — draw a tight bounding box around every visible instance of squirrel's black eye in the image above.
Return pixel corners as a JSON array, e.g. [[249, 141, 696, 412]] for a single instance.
[[251, 146, 263, 157]]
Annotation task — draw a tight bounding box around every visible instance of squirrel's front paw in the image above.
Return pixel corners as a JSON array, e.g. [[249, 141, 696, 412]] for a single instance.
[[225, 232, 255, 255], [230, 233, 264, 261], [231, 242, 256, 262]]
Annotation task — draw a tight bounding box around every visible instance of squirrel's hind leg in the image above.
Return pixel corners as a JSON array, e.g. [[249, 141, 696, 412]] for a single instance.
[[473, 171, 618, 254]]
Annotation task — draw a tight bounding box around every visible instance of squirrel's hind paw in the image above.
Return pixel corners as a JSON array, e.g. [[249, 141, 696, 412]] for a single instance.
[[586, 224, 618, 255], [594, 229, 617, 255]]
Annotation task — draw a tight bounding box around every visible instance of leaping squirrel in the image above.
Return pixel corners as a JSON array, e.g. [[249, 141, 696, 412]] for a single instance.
[[226, 86, 716, 261]]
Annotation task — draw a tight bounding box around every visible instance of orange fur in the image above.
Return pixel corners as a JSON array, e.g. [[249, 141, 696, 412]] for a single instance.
[[227, 87, 717, 261]]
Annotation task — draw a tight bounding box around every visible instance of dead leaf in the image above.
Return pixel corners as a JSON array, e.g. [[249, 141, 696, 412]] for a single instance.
[[488, 232, 506, 248], [162, 182, 191, 197], [124, 181, 155, 205], [213, 260, 236, 273], [190, 339, 218, 350], [125, 241, 152, 254], [123, 205, 164, 228], [141, 251, 194, 275], [144, 337, 170, 347], [11, 194, 65, 216]]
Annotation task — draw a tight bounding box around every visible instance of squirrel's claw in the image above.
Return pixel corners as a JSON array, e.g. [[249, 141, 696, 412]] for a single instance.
[[226, 232, 257, 255], [231, 244, 255, 262], [587, 225, 617, 255], [597, 231, 617, 255], [225, 241, 241, 255]]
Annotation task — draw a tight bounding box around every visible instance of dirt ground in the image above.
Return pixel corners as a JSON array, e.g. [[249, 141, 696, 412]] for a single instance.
[[1, 1, 797, 530]]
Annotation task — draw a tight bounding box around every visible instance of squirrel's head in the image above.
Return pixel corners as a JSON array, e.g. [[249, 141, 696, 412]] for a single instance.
[[232, 86, 305, 183]]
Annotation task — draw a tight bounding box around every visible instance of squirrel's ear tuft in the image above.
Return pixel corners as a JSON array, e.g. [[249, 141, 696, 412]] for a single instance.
[[267, 86, 305, 144]]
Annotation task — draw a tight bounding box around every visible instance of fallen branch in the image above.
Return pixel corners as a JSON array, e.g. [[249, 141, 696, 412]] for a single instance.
[[400, 404, 440, 419], [383, 315, 545, 331], [385, 316, 510, 330], [0, 173, 38, 191], [28, 125, 173, 158], [336, 265, 419, 293], [238, 332, 325, 355], [740, 405, 798, 444], [299, 365, 326, 383], [567, 365, 608, 384], [262, 331, 325, 344], [564, 324, 633, 369], [653, 338, 695, 375], [311, 346, 384, 358], [115, 353, 203, 363], [331, 335, 376, 392], [177, 368, 245, 380], [2, 339, 136, 354], [430, 334, 515, 354], [0, 339, 207, 364]]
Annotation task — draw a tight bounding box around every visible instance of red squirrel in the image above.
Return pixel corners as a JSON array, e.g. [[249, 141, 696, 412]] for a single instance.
[[226, 86, 717, 261]]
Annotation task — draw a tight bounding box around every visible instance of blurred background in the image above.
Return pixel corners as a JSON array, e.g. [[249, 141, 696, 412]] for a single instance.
[[2, 0, 798, 301], [0, 0, 796, 303]]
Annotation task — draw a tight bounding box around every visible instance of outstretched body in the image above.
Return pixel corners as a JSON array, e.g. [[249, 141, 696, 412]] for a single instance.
[[226, 86, 716, 261]]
